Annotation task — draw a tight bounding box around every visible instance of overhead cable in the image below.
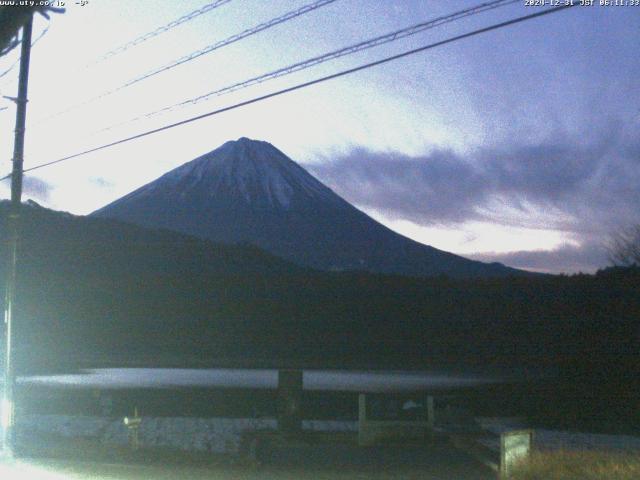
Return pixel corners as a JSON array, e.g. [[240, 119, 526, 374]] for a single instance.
[[117, 0, 338, 90], [38, 0, 338, 123], [93, 0, 233, 64], [99, 0, 519, 133], [0, 4, 576, 182]]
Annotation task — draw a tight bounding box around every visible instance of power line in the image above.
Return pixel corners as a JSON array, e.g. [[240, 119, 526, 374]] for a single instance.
[[102, 0, 519, 132], [27, 1, 232, 123], [37, 0, 338, 123], [118, 0, 338, 90], [0, 4, 576, 183], [173, 0, 521, 107], [92, 0, 233, 64]]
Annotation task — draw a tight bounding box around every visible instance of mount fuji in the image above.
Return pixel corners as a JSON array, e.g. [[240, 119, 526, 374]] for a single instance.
[[92, 137, 522, 277]]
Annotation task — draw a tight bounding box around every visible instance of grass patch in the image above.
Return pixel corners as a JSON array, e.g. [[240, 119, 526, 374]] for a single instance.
[[510, 450, 640, 480]]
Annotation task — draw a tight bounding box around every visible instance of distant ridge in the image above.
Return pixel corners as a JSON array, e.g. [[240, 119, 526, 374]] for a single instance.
[[93, 137, 524, 278]]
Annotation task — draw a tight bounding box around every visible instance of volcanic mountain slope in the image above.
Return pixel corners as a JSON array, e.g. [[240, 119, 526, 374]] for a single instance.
[[93, 137, 523, 278]]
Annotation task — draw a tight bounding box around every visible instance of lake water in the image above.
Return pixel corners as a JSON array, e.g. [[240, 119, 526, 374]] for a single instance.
[[19, 368, 502, 392]]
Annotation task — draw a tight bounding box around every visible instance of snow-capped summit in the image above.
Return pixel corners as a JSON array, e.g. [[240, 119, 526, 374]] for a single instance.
[[143, 137, 340, 210], [93, 138, 522, 277]]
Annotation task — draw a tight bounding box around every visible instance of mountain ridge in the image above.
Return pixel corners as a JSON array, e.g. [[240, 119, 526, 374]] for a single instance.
[[92, 137, 525, 278]]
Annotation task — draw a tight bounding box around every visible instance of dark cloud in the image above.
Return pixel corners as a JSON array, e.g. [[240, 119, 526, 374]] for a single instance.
[[468, 242, 609, 275], [308, 129, 640, 273], [22, 176, 52, 201], [309, 134, 640, 235], [311, 148, 484, 224]]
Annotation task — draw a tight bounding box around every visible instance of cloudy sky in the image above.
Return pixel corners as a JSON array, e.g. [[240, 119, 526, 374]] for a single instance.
[[0, 0, 638, 274]]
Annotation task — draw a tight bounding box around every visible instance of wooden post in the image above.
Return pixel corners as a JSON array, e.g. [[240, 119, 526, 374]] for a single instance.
[[277, 370, 302, 434], [358, 393, 367, 424], [500, 429, 533, 478], [124, 407, 142, 451], [358, 393, 367, 446], [426, 395, 435, 430]]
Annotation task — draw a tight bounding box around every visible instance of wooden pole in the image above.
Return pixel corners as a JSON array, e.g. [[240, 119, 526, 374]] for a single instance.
[[2, 14, 33, 456]]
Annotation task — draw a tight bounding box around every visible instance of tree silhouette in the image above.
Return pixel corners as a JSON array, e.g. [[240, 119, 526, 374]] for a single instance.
[[608, 225, 640, 267]]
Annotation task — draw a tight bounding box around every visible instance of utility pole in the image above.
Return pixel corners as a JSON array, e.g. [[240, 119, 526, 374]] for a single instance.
[[2, 13, 33, 457]]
